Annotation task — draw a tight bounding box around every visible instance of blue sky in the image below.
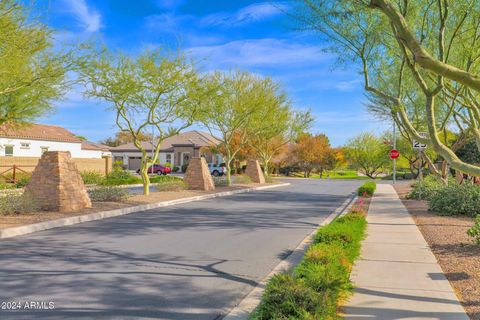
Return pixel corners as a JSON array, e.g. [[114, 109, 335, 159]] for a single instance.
[[36, 0, 387, 146]]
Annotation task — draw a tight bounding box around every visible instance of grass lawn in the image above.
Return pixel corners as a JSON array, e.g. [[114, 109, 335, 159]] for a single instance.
[[289, 170, 376, 180]]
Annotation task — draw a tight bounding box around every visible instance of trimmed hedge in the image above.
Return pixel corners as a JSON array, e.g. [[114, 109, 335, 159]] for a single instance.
[[357, 181, 376, 196], [251, 212, 367, 319]]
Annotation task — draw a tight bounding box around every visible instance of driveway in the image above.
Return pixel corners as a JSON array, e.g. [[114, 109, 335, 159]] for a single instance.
[[0, 179, 362, 320]]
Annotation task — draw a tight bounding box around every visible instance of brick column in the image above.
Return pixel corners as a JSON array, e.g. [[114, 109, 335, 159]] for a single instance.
[[24, 151, 92, 212], [184, 157, 215, 191], [245, 159, 265, 183]]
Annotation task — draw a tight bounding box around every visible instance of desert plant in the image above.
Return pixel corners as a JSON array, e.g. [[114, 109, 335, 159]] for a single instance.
[[213, 176, 228, 187], [357, 181, 376, 197], [0, 193, 38, 214], [233, 175, 252, 185], [407, 175, 447, 201], [150, 175, 182, 183], [156, 180, 186, 192], [88, 186, 129, 202], [467, 215, 480, 245], [429, 183, 480, 217], [81, 171, 104, 185], [101, 169, 142, 186]]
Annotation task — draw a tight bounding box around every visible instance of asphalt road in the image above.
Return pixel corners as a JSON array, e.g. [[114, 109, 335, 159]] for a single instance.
[[0, 179, 362, 320]]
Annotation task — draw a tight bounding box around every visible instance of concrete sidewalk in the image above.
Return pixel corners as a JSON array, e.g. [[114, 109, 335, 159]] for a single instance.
[[343, 183, 469, 320]]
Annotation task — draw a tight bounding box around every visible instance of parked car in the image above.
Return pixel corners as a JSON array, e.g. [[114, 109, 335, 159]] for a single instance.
[[208, 163, 225, 176], [136, 164, 171, 175]]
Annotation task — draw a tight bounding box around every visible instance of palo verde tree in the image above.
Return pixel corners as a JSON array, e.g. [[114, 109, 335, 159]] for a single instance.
[[344, 132, 390, 179], [198, 71, 278, 186], [81, 49, 202, 195], [247, 82, 313, 177], [295, 0, 480, 177], [0, 0, 75, 125]]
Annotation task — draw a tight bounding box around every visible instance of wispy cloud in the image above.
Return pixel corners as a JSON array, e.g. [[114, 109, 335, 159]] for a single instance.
[[188, 38, 329, 69], [62, 0, 102, 32], [201, 2, 289, 27]]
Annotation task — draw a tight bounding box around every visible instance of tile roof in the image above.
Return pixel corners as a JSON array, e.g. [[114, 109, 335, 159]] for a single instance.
[[81, 141, 111, 151], [0, 123, 83, 143], [110, 130, 220, 152]]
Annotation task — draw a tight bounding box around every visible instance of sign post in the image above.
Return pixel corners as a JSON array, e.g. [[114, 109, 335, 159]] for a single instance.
[[393, 122, 396, 184], [413, 133, 428, 199]]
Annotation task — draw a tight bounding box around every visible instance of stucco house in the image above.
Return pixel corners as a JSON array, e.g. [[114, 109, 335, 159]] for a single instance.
[[110, 130, 223, 171], [0, 123, 111, 158]]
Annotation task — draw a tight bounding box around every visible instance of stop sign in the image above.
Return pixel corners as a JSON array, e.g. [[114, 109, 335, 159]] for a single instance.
[[390, 149, 400, 159]]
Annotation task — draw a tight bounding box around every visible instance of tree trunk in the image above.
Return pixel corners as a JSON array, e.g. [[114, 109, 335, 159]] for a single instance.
[[140, 161, 151, 196], [225, 155, 232, 186]]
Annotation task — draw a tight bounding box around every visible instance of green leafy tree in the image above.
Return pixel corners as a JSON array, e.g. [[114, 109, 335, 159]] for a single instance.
[[81, 49, 202, 195], [345, 132, 390, 179], [247, 84, 313, 177], [295, 0, 480, 177], [0, 1, 75, 124], [198, 71, 280, 185]]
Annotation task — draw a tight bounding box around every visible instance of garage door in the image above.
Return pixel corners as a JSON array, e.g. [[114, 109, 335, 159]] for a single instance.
[[128, 157, 142, 171]]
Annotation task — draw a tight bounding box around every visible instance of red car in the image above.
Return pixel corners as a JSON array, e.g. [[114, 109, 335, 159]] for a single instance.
[[137, 164, 171, 175]]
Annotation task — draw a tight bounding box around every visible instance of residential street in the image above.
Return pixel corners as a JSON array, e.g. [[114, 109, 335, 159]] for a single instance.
[[0, 179, 361, 320]]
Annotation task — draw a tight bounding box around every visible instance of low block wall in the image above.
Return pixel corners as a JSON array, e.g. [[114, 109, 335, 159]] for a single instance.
[[0, 156, 112, 175]]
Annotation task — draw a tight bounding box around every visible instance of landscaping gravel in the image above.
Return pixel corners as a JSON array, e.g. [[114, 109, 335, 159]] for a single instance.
[[394, 183, 480, 320]]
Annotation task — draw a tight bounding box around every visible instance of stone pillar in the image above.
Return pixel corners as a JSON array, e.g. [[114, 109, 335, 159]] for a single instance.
[[184, 157, 215, 191], [245, 159, 265, 183], [24, 151, 92, 212]]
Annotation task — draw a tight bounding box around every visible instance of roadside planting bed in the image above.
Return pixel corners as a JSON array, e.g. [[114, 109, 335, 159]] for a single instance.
[[251, 183, 372, 319]]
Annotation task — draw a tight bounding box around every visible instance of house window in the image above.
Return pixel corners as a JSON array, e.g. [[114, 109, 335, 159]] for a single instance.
[[20, 142, 30, 149], [41, 147, 49, 154], [5, 145, 13, 157], [166, 154, 172, 163]]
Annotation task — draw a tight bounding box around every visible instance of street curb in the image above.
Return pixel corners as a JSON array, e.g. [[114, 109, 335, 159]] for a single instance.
[[0, 183, 290, 240], [223, 192, 358, 320]]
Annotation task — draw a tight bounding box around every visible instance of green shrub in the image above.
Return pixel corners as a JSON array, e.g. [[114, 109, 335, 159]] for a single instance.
[[407, 175, 446, 200], [251, 212, 366, 320], [467, 215, 480, 245], [101, 169, 142, 186], [88, 186, 129, 202], [251, 274, 334, 320], [0, 193, 38, 214], [172, 166, 180, 173], [81, 171, 105, 185], [314, 213, 367, 262], [0, 183, 15, 190], [233, 175, 252, 184], [1, 172, 31, 188], [429, 183, 480, 217], [156, 180, 186, 192], [150, 175, 182, 183], [181, 163, 189, 173], [265, 175, 274, 183], [213, 176, 228, 187], [357, 181, 376, 196]]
